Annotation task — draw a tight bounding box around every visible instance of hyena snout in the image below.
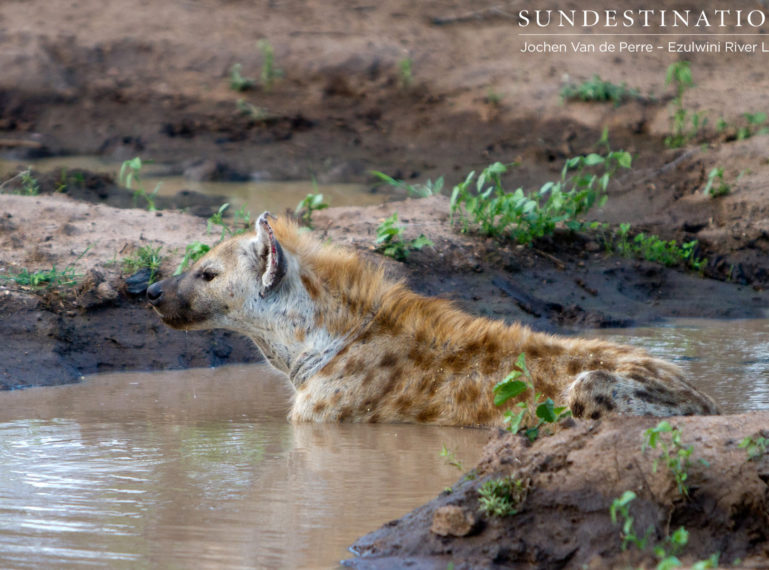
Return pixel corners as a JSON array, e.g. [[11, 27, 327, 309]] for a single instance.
[[146, 280, 165, 305]]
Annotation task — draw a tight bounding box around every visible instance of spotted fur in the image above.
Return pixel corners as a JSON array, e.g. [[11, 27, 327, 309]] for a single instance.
[[147, 213, 720, 426]]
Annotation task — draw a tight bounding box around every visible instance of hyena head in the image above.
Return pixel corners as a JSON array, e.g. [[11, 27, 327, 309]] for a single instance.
[[147, 212, 295, 333]]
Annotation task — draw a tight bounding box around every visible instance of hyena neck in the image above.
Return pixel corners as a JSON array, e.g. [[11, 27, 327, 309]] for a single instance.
[[241, 269, 369, 391]]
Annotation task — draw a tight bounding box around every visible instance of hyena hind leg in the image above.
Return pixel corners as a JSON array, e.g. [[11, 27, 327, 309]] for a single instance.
[[565, 370, 721, 419]]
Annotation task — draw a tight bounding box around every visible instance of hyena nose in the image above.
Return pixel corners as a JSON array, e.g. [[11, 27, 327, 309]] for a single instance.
[[146, 281, 164, 305]]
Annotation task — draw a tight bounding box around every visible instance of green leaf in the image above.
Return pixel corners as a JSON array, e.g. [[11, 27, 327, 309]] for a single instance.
[[493, 378, 528, 406], [583, 153, 605, 166], [616, 151, 632, 169], [504, 409, 526, 434], [536, 399, 558, 423]]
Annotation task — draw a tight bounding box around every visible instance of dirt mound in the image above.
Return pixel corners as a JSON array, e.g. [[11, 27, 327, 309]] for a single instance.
[[348, 414, 769, 569]]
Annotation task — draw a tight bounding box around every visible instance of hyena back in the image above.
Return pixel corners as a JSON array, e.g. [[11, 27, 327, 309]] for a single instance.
[[147, 213, 720, 427]]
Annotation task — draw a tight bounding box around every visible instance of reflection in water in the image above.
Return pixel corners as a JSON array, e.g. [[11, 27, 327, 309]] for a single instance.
[[0, 366, 489, 569], [589, 318, 769, 414]]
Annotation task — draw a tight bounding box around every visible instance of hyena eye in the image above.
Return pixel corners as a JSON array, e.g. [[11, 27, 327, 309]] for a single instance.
[[200, 269, 218, 282]]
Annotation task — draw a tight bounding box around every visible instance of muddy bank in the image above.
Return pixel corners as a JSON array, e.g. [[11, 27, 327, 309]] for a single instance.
[[347, 413, 769, 569], [3, 1, 769, 286], [0, 193, 261, 388]]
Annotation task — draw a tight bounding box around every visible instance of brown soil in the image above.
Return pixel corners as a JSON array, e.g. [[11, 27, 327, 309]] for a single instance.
[[347, 414, 769, 569], [2, 0, 769, 567]]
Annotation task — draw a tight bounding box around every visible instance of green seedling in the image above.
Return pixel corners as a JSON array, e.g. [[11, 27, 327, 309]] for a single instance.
[[295, 192, 328, 228], [477, 476, 527, 517], [664, 61, 706, 148], [397, 57, 413, 89], [614, 224, 706, 272], [375, 212, 433, 261], [702, 166, 730, 197], [123, 244, 163, 284], [0, 247, 89, 289], [0, 168, 40, 196], [174, 241, 211, 276], [610, 490, 720, 569], [739, 435, 768, 460], [236, 99, 269, 120], [440, 444, 465, 472], [206, 203, 252, 240], [642, 421, 707, 498], [493, 353, 571, 441], [258, 39, 282, 90], [610, 491, 652, 551], [561, 75, 641, 106], [119, 157, 160, 211], [229, 63, 255, 92], [737, 112, 768, 140], [486, 88, 503, 106], [370, 170, 444, 198], [449, 149, 631, 245]]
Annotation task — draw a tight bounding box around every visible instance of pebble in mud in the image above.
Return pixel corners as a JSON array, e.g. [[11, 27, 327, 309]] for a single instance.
[[430, 505, 476, 537]]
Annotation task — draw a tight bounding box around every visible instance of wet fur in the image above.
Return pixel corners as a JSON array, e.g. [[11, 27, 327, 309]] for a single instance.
[[148, 216, 720, 426]]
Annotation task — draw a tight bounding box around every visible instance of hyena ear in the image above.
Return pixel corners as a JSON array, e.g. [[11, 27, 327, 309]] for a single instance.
[[251, 212, 286, 297]]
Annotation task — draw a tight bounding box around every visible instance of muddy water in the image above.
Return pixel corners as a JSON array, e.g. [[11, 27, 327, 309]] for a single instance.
[[590, 318, 769, 413], [0, 365, 488, 569], [0, 156, 386, 213], [1, 319, 768, 568]]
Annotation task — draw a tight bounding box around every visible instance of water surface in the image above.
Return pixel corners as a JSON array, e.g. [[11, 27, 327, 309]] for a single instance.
[[589, 318, 769, 413], [0, 155, 385, 214], [0, 366, 488, 569]]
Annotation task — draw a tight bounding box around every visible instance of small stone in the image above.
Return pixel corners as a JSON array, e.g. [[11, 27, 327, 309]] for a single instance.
[[430, 505, 476, 537], [95, 281, 118, 301]]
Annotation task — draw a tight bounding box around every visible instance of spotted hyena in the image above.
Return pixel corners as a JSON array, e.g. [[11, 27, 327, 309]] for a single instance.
[[147, 213, 719, 426]]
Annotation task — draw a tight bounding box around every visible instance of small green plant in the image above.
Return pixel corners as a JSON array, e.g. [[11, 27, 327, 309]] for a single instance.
[[485, 88, 503, 106], [0, 168, 40, 195], [614, 224, 707, 272], [642, 421, 707, 498], [174, 241, 211, 276], [449, 149, 631, 245], [737, 111, 768, 140], [1, 265, 79, 288], [654, 528, 720, 570], [229, 63, 255, 92], [236, 99, 269, 120], [123, 244, 163, 284], [664, 61, 706, 148], [258, 39, 282, 90], [610, 491, 720, 569], [119, 157, 160, 211], [55, 168, 69, 193], [20, 169, 40, 195], [440, 444, 466, 472], [375, 212, 433, 261], [653, 526, 689, 569], [477, 476, 527, 517], [493, 353, 571, 441], [0, 247, 89, 289], [561, 75, 641, 106], [207, 203, 252, 240], [370, 170, 444, 198], [739, 434, 768, 460], [702, 166, 730, 197], [397, 57, 413, 89], [295, 192, 328, 228], [610, 491, 651, 551]]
